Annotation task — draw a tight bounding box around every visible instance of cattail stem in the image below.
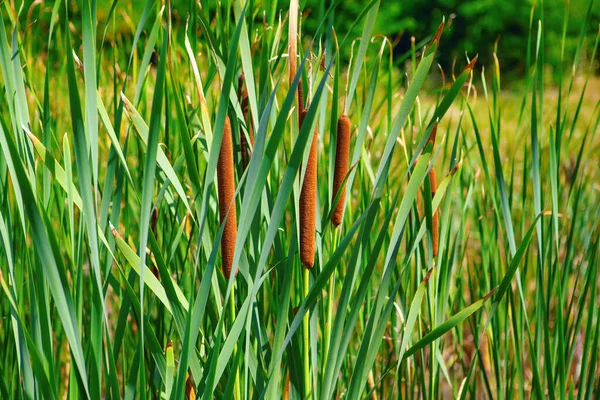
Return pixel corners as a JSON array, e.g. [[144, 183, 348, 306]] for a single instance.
[[231, 286, 241, 400], [430, 168, 439, 257], [299, 110, 318, 269], [217, 116, 237, 278], [367, 370, 378, 400], [303, 268, 311, 400], [332, 115, 351, 227], [324, 231, 338, 362], [297, 78, 305, 114], [238, 74, 254, 170], [282, 370, 291, 400]]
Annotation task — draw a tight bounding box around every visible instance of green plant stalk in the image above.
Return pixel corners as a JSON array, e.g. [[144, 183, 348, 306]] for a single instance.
[[303, 267, 311, 399], [323, 231, 339, 365], [231, 282, 241, 400]]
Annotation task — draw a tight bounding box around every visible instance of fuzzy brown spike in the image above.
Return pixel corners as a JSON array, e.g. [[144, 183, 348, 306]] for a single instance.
[[332, 115, 351, 227], [299, 109, 318, 268], [217, 116, 238, 278], [430, 168, 439, 257]]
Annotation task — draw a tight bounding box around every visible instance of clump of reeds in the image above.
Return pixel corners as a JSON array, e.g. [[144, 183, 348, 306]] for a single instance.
[[299, 109, 318, 268], [238, 74, 254, 170], [332, 115, 351, 227], [217, 116, 237, 278]]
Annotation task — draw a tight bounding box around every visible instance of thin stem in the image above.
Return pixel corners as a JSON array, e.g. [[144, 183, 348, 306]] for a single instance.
[[303, 267, 311, 400], [324, 230, 339, 362], [231, 283, 241, 400]]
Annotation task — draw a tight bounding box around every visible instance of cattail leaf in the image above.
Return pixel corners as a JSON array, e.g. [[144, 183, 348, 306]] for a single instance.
[[373, 41, 437, 195], [82, 0, 99, 189], [111, 226, 189, 312], [97, 94, 133, 185], [25, 128, 116, 262], [136, 19, 169, 393], [345, 1, 380, 111], [397, 270, 433, 361], [27, 131, 84, 209], [403, 289, 494, 359], [492, 214, 541, 305], [65, 12, 107, 393], [166, 344, 175, 399], [0, 121, 90, 398], [122, 94, 194, 222]]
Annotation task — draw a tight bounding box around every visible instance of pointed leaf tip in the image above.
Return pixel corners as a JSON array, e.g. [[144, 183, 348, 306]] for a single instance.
[[423, 268, 434, 284], [427, 122, 438, 148], [465, 55, 478, 72], [109, 221, 118, 238], [484, 286, 498, 301], [429, 20, 445, 48], [450, 161, 462, 175], [24, 130, 36, 143]]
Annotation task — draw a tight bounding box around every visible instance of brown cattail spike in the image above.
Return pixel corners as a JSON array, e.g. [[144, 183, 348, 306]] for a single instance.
[[217, 116, 238, 278], [238, 74, 254, 170], [299, 109, 318, 268], [332, 115, 351, 227], [430, 168, 439, 257]]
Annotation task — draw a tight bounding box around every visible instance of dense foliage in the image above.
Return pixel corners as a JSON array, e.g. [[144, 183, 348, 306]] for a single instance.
[[0, 0, 599, 399]]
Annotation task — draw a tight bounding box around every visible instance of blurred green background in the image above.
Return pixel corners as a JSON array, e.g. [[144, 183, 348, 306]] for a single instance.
[[8, 0, 600, 80], [301, 0, 599, 78]]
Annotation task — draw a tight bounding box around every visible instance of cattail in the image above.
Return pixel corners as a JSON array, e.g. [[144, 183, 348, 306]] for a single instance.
[[238, 74, 254, 170], [299, 109, 318, 268], [217, 116, 237, 278], [430, 168, 439, 257], [332, 115, 351, 227]]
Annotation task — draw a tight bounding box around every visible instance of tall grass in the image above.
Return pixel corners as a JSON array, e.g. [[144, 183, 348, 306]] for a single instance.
[[0, 0, 599, 399]]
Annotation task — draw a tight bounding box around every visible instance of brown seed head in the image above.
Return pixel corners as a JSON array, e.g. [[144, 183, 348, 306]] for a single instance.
[[217, 116, 238, 278], [299, 109, 318, 268], [332, 115, 351, 227]]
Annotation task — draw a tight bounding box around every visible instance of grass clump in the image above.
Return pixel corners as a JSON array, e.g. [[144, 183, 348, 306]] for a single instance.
[[0, 1, 599, 399]]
